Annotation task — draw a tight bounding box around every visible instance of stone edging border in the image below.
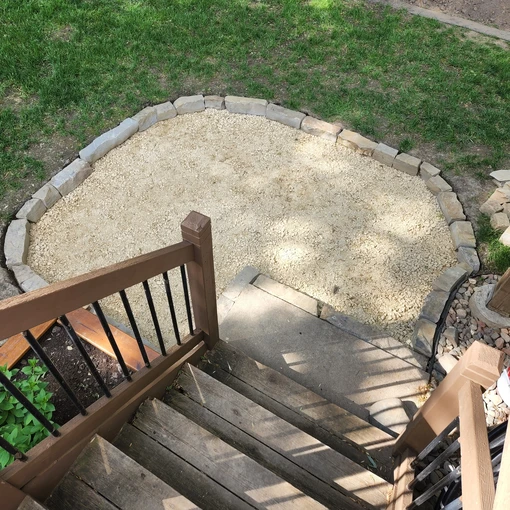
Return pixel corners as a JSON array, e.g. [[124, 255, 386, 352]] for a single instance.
[[2, 94, 480, 359]]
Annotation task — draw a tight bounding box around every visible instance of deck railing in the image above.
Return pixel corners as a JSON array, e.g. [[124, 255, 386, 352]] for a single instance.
[[389, 340, 507, 510], [0, 211, 218, 508]]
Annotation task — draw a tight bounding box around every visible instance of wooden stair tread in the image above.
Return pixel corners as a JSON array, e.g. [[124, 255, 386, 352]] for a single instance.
[[18, 497, 48, 510], [165, 388, 364, 510], [132, 398, 325, 510], [203, 340, 394, 479], [177, 363, 392, 510], [55, 434, 198, 510], [114, 422, 254, 510]]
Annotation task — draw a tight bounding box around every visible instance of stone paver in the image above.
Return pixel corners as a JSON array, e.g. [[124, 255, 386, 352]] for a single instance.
[[50, 158, 93, 196], [154, 101, 177, 121], [426, 175, 452, 195], [437, 192, 466, 225], [300, 116, 342, 142], [450, 221, 476, 249], [490, 170, 510, 183], [217, 294, 234, 325], [491, 212, 510, 232], [265, 104, 306, 129], [337, 130, 377, 156], [12, 265, 48, 293], [222, 266, 260, 302], [457, 246, 480, 274], [372, 143, 398, 167], [221, 284, 429, 418], [393, 153, 421, 176], [490, 188, 510, 204], [420, 290, 449, 324], [412, 318, 436, 357], [79, 119, 138, 163], [32, 183, 61, 209], [132, 106, 157, 131], [500, 226, 510, 246], [204, 95, 225, 110], [174, 95, 205, 114], [4, 219, 29, 269], [253, 274, 318, 316], [420, 162, 441, 180], [16, 198, 46, 223], [480, 199, 504, 216], [369, 398, 409, 437], [11, 264, 34, 284], [432, 265, 468, 293], [225, 96, 267, 116]]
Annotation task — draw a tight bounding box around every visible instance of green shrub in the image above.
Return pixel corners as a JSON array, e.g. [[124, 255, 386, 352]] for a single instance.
[[0, 359, 56, 469], [477, 214, 510, 274]]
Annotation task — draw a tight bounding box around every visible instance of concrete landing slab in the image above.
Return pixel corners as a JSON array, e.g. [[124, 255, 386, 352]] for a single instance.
[[221, 284, 429, 420]]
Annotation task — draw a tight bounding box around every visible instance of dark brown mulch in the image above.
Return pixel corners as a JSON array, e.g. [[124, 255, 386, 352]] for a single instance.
[[16, 324, 128, 426]]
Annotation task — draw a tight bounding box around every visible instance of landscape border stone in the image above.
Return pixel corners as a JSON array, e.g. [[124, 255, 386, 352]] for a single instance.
[[2, 94, 480, 367]]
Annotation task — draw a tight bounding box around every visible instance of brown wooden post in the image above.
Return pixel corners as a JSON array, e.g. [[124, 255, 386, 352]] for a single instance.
[[488, 267, 510, 317], [493, 433, 510, 510], [181, 212, 219, 349]]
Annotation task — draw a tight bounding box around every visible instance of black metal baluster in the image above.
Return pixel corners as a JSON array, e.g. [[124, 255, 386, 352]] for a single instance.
[[22, 330, 87, 416], [0, 435, 26, 461], [142, 281, 167, 356], [408, 467, 461, 509], [92, 302, 132, 381], [163, 272, 181, 345], [180, 265, 194, 336], [0, 370, 59, 436], [119, 290, 151, 367], [412, 417, 459, 468], [59, 315, 111, 397]]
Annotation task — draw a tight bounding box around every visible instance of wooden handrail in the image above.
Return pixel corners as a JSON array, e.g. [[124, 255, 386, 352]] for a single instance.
[[458, 381, 495, 510], [394, 341, 503, 455], [494, 428, 510, 510]]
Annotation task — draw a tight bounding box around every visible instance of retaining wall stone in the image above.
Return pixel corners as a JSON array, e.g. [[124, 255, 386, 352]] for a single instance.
[[50, 158, 93, 197], [225, 96, 267, 116], [266, 104, 306, 129], [174, 95, 205, 115]]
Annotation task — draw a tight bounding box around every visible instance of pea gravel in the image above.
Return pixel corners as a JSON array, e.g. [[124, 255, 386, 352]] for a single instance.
[[28, 109, 456, 346]]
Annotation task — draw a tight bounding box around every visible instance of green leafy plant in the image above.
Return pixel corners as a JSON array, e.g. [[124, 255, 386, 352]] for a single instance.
[[0, 359, 56, 469], [477, 213, 510, 274]]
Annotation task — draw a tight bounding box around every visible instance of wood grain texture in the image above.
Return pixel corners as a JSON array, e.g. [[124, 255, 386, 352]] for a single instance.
[[1, 333, 205, 499], [177, 364, 391, 509], [133, 398, 326, 510], [494, 431, 510, 510], [395, 341, 503, 455], [204, 340, 394, 475], [65, 308, 160, 371], [1, 480, 34, 510], [17, 496, 48, 510], [0, 241, 194, 340], [0, 320, 56, 369], [165, 389, 364, 510], [115, 423, 254, 510], [387, 450, 415, 510], [488, 267, 510, 316], [458, 381, 495, 510], [70, 435, 199, 510]]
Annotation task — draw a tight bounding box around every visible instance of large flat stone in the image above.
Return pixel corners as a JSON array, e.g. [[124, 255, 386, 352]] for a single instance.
[[265, 103, 306, 129], [50, 158, 92, 196], [132, 106, 157, 131], [420, 162, 441, 180], [16, 198, 46, 223], [204, 95, 225, 110], [12, 264, 48, 292], [79, 119, 138, 163], [500, 226, 510, 246], [174, 95, 205, 114], [32, 183, 61, 209], [490, 170, 510, 183], [457, 246, 480, 274], [480, 199, 504, 216], [222, 266, 260, 302], [432, 265, 468, 293], [300, 116, 341, 142], [412, 318, 436, 357], [154, 101, 177, 121], [4, 219, 29, 269], [225, 96, 267, 116], [491, 212, 510, 232], [420, 290, 449, 324], [426, 175, 452, 195], [372, 143, 398, 167], [253, 274, 318, 316], [369, 398, 409, 437], [437, 192, 466, 225], [393, 153, 421, 176], [221, 284, 429, 417], [337, 130, 377, 156], [450, 221, 476, 249]]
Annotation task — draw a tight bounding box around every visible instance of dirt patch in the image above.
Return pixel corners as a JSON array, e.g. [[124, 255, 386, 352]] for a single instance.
[[404, 0, 510, 31]]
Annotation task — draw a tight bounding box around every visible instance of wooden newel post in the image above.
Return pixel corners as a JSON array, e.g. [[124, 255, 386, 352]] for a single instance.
[[181, 211, 219, 349]]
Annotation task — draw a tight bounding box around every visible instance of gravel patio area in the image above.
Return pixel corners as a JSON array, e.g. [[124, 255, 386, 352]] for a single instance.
[[28, 109, 456, 346]]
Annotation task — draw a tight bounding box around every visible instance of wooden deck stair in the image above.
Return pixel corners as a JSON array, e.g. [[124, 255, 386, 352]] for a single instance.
[[27, 340, 395, 510]]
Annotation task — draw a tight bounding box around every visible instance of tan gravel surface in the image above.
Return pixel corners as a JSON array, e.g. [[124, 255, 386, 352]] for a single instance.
[[29, 109, 456, 346]]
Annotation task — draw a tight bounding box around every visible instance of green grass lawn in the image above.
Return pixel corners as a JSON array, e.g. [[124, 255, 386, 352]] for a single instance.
[[1, 0, 509, 221]]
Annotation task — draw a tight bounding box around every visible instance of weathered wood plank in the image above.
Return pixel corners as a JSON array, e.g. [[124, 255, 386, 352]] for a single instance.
[[114, 423, 254, 510], [488, 267, 510, 316], [165, 389, 364, 510], [494, 430, 510, 510], [177, 364, 392, 509], [18, 496, 48, 510], [70, 435, 199, 510], [203, 341, 394, 476], [387, 450, 415, 510], [46, 473, 118, 510], [0, 320, 56, 369], [65, 308, 160, 371], [458, 381, 495, 510], [134, 398, 326, 510]]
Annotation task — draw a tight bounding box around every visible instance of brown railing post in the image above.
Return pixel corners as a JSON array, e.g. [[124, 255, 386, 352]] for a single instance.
[[181, 212, 219, 349]]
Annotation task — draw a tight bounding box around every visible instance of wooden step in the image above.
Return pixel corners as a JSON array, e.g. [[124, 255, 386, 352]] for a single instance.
[[165, 388, 364, 510], [18, 497, 48, 510], [130, 398, 327, 510], [177, 363, 393, 510], [46, 435, 198, 510], [202, 339, 394, 479]]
